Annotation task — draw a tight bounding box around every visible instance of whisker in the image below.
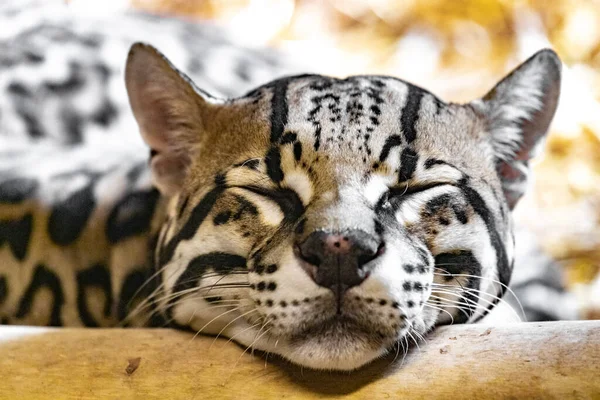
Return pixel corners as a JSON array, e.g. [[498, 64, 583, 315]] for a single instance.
[[210, 308, 261, 350], [189, 306, 243, 343], [431, 284, 523, 322], [433, 270, 526, 320]]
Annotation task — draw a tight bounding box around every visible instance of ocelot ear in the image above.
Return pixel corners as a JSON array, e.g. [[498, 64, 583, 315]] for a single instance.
[[125, 43, 220, 196], [471, 49, 561, 209]]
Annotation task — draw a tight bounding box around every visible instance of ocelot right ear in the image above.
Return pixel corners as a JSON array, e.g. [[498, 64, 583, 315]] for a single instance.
[[125, 43, 221, 196], [470, 49, 561, 209]]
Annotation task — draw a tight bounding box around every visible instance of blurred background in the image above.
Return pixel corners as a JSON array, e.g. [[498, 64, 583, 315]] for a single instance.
[[70, 0, 600, 317]]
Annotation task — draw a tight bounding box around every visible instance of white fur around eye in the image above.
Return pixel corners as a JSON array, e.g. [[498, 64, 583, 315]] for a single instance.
[[284, 171, 313, 205], [364, 174, 396, 205]]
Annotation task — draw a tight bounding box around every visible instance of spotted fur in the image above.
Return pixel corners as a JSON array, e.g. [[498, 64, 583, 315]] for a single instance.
[[0, 3, 561, 370]]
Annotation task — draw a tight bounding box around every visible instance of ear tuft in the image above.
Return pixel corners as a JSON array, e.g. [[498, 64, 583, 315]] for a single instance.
[[472, 49, 561, 209], [125, 43, 215, 196]]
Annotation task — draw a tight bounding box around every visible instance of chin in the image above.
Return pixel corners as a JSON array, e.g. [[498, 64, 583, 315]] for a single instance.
[[282, 317, 395, 371]]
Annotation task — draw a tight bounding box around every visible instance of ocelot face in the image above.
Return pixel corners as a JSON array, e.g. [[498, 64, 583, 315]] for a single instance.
[[125, 44, 560, 370]]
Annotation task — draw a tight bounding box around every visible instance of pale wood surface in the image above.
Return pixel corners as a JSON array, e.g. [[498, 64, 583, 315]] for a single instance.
[[0, 321, 598, 399]]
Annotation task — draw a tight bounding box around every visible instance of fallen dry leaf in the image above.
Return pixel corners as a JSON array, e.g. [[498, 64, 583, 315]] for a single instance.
[[126, 357, 142, 376]]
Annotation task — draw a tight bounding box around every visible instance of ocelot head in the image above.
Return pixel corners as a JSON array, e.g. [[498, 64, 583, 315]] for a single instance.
[[125, 44, 560, 370]]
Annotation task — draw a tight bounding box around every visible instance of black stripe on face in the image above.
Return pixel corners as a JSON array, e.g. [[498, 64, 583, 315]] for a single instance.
[[265, 147, 284, 184], [398, 148, 418, 182], [458, 182, 510, 293], [16, 264, 64, 326], [399, 84, 424, 144], [379, 135, 402, 163], [237, 186, 305, 223], [270, 80, 289, 143], [168, 252, 247, 315], [158, 184, 226, 267], [434, 251, 482, 324]]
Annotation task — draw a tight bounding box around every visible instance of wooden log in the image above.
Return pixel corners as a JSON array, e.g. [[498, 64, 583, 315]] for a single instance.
[[0, 321, 598, 399]]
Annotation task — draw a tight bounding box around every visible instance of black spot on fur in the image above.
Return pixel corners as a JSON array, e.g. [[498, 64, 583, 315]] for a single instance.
[[213, 211, 231, 226], [403, 264, 414, 274], [266, 264, 278, 274], [76, 264, 112, 327], [16, 264, 64, 326], [61, 109, 83, 143], [24, 51, 44, 64], [7, 82, 31, 96], [0, 213, 33, 261], [0, 178, 38, 203], [106, 189, 160, 243], [17, 109, 45, 138], [48, 182, 95, 246], [91, 100, 118, 126]]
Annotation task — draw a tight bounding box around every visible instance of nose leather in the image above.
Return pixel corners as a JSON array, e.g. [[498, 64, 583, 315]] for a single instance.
[[297, 230, 383, 299]]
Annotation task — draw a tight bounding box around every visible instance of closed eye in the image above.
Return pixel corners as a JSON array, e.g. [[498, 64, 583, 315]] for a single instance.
[[234, 185, 305, 221], [378, 182, 455, 210]]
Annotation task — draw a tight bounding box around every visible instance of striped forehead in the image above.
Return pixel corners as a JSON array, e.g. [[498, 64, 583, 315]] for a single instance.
[[264, 75, 444, 161], [255, 74, 450, 191]]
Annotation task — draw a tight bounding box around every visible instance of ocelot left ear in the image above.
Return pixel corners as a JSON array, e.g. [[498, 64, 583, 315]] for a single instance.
[[471, 49, 561, 209], [125, 43, 221, 196]]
